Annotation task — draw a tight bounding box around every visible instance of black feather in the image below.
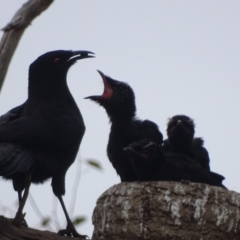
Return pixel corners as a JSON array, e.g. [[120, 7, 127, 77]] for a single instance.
[[86, 71, 163, 182]]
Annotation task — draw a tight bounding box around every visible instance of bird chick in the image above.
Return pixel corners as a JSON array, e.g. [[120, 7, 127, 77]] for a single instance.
[[85, 71, 163, 182], [125, 139, 226, 188], [163, 115, 210, 171]]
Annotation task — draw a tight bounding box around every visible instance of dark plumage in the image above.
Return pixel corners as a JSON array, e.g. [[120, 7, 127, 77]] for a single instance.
[[124, 139, 164, 181], [0, 50, 94, 238], [162, 115, 210, 171], [125, 139, 225, 188], [85, 71, 163, 182]]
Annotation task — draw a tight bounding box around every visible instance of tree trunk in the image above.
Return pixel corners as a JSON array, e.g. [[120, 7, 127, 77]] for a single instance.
[[92, 182, 240, 240]]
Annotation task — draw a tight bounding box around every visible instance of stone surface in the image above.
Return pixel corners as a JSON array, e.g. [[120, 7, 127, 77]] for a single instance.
[[92, 182, 240, 240]]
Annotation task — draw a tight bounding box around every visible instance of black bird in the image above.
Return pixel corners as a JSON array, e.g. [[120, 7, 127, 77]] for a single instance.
[[124, 139, 165, 181], [0, 50, 94, 238], [124, 139, 225, 188], [85, 71, 163, 182], [162, 115, 211, 171]]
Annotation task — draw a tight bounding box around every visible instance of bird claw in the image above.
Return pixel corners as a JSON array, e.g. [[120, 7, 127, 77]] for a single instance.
[[58, 224, 89, 239], [12, 212, 28, 227]]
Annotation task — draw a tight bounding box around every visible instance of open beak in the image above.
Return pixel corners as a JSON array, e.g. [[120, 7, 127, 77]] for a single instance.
[[84, 70, 113, 101], [67, 50, 95, 65]]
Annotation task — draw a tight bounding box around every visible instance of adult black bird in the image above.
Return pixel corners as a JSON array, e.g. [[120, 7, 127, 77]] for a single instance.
[[162, 115, 211, 171], [85, 71, 163, 182], [124, 139, 225, 188], [0, 50, 94, 238]]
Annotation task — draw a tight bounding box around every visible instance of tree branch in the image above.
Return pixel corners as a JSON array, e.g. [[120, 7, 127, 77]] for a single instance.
[[0, 0, 54, 92], [0, 216, 75, 240]]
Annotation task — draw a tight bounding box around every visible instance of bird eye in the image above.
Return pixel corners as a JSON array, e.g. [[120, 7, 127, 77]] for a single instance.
[[53, 58, 61, 64]]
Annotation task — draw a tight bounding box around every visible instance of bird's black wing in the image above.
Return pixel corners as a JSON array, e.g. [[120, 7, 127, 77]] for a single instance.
[[163, 138, 211, 171], [0, 143, 33, 177], [0, 104, 58, 145], [0, 103, 34, 177], [0, 103, 25, 125], [136, 120, 163, 143], [124, 139, 165, 181], [164, 152, 225, 187], [192, 138, 210, 171], [210, 171, 225, 182]]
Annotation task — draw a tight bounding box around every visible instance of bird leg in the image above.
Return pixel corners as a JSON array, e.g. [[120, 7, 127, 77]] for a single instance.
[[18, 190, 23, 205], [12, 173, 31, 227], [57, 195, 88, 239], [16, 189, 28, 227]]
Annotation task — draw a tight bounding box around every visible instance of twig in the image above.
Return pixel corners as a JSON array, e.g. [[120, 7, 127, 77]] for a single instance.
[[0, 0, 54, 92], [28, 193, 44, 220], [69, 156, 83, 218]]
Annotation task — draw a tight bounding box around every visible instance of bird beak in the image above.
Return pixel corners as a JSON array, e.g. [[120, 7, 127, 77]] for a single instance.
[[177, 120, 182, 125], [97, 70, 107, 81], [84, 70, 113, 101], [97, 70, 113, 98], [72, 50, 94, 59], [67, 51, 95, 65], [84, 95, 101, 102]]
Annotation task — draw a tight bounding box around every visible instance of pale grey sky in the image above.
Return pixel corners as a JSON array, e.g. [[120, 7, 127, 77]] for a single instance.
[[0, 0, 240, 237]]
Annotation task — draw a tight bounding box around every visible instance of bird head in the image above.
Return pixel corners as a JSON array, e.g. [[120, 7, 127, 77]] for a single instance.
[[28, 50, 94, 99], [167, 115, 195, 143], [29, 50, 94, 79], [85, 70, 136, 121]]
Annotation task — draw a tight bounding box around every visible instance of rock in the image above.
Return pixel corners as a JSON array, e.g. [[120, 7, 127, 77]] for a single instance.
[[92, 181, 240, 240]]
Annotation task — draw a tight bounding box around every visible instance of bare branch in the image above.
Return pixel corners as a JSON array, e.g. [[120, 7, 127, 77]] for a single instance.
[[0, 0, 54, 92], [0, 216, 76, 240]]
